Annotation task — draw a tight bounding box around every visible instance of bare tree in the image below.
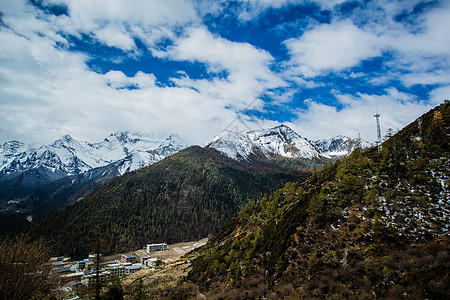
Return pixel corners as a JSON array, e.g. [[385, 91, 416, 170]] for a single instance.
[[0, 235, 56, 299]]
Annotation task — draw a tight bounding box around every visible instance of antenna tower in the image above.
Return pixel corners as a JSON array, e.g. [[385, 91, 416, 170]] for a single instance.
[[374, 113, 382, 152]]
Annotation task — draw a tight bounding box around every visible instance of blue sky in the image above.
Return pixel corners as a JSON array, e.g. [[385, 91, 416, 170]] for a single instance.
[[1, 0, 449, 145]]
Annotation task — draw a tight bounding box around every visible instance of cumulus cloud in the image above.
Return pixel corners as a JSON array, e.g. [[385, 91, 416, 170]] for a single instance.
[[429, 85, 450, 105], [166, 26, 286, 106], [379, 2, 450, 87], [284, 21, 382, 77], [95, 25, 136, 51], [291, 88, 433, 142], [229, 0, 347, 20], [47, 0, 199, 52], [0, 23, 236, 145], [103, 71, 157, 89]]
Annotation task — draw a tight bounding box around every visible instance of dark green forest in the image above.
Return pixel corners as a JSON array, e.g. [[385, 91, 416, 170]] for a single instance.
[[26, 146, 316, 258], [188, 101, 450, 299]]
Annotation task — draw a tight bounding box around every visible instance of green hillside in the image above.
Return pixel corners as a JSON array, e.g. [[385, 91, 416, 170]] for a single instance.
[[26, 146, 315, 258], [188, 101, 450, 299]]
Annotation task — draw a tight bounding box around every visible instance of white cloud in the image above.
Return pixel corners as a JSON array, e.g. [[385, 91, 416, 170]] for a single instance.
[[291, 88, 432, 142], [95, 26, 136, 51], [45, 0, 199, 52], [284, 21, 382, 77], [429, 85, 450, 105], [377, 2, 450, 87], [231, 0, 347, 20], [281, 0, 450, 92], [103, 71, 157, 89], [51, 0, 198, 29], [166, 26, 286, 106], [1, 0, 448, 147]]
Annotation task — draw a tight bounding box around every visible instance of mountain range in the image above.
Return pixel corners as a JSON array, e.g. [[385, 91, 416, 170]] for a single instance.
[[0, 132, 187, 234], [1, 126, 366, 181], [204, 125, 369, 161], [0, 132, 187, 177], [1, 126, 367, 237], [310, 135, 372, 158], [0, 132, 186, 202]]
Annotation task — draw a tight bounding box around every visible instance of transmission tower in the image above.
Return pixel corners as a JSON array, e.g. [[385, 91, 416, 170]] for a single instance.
[[374, 113, 382, 152]]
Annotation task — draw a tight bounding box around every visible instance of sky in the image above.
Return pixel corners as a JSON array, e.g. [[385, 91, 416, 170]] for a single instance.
[[1, 0, 449, 146]]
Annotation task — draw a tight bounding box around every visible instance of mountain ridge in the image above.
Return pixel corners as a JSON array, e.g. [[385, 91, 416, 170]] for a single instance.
[[0, 132, 187, 203], [1, 131, 187, 176], [205, 124, 367, 161]]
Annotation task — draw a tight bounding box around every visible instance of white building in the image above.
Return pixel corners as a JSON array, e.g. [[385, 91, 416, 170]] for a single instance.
[[146, 243, 168, 253], [104, 263, 127, 277]]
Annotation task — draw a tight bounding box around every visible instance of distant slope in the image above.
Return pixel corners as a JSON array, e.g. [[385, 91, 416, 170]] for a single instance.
[[188, 101, 450, 299], [26, 146, 314, 258]]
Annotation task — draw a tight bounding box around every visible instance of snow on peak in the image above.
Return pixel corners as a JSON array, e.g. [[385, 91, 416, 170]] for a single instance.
[[159, 134, 187, 148], [205, 125, 321, 161], [310, 136, 371, 158], [0, 131, 187, 176], [206, 125, 373, 161], [205, 131, 254, 161]]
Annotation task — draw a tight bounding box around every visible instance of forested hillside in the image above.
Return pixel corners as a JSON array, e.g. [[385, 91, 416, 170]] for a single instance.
[[188, 101, 449, 299], [26, 146, 315, 258]]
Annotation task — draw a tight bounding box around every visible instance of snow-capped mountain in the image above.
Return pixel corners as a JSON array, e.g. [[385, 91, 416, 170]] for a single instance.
[[205, 125, 372, 161], [205, 125, 322, 161], [0, 132, 187, 177], [310, 135, 371, 158], [114, 134, 187, 175]]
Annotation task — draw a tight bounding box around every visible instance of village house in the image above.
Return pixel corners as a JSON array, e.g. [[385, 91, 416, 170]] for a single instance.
[[121, 254, 136, 263], [104, 263, 127, 277]]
